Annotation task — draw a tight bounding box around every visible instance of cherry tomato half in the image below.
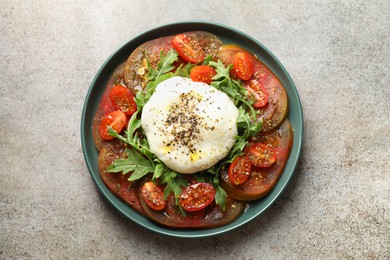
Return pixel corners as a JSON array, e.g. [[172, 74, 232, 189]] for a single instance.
[[190, 65, 217, 84], [228, 156, 252, 185], [99, 110, 127, 141], [179, 182, 216, 212], [171, 33, 205, 63], [245, 79, 269, 108], [247, 143, 276, 168], [109, 85, 137, 116], [233, 52, 253, 80], [141, 182, 166, 211]]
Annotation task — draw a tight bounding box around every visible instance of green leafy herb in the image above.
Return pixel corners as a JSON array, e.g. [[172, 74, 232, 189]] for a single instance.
[[107, 112, 154, 164], [214, 185, 228, 211], [159, 168, 188, 215], [147, 49, 179, 81], [106, 148, 154, 181], [174, 62, 196, 78], [201, 54, 214, 65]]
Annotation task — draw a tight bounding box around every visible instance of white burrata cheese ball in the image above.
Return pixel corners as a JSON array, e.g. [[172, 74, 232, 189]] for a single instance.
[[141, 76, 238, 174]]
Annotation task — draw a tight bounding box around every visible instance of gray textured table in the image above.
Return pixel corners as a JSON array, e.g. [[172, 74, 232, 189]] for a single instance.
[[1, 1, 389, 259]]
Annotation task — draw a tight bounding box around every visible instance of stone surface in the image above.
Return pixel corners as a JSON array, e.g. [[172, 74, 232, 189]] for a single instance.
[[1, 0, 389, 259]]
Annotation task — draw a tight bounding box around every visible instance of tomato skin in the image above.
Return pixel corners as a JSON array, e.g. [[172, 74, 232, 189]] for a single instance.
[[228, 156, 252, 185], [141, 182, 166, 211], [247, 143, 276, 168], [124, 32, 221, 91], [245, 79, 268, 108], [220, 119, 293, 201], [179, 182, 216, 212], [234, 52, 253, 80], [140, 193, 246, 229], [217, 44, 288, 132], [109, 85, 137, 116], [99, 110, 127, 141], [98, 140, 146, 216], [190, 65, 217, 84], [92, 63, 125, 151], [171, 33, 205, 63]]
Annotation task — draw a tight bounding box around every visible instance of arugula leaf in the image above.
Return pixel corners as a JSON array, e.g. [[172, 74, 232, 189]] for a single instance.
[[210, 60, 231, 80], [160, 169, 187, 211], [144, 72, 175, 101], [134, 90, 147, 111], [107, 127, 130, 144], [153, 163, 165, 180], [227, 138, 247, 160], [127, 111, 141, 138], [214, 185, 227, 211], [147, 49, 178, 81], [174, 62, 196, 78], [106, 148, 154, 181], [201, 54, 214, 65]]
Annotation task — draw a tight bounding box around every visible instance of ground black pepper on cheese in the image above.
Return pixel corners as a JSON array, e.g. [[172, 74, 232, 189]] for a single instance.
[[141, 76, 239, 174]]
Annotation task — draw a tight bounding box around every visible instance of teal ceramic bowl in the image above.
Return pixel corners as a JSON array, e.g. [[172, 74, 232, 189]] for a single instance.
[[81, 21, 303, 238]]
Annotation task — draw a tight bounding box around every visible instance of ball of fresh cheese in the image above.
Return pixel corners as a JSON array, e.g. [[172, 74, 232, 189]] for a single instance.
[[141, 76, 239, 174]]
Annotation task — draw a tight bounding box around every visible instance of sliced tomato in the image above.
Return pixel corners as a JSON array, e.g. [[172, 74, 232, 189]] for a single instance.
[[141, 182, 166, 211], [234, 52, 253, 80], [124, 32, 221, 91], [99, 110, 127, 141], [217, 44, 288, 132], [190, 65, 217, 84], [220, 119, 293, 201], [245, 79, 268, 108], [92, 63, 125, 151], [123, 35, 173, 90], [228, 156, 252, 185], [109, 85, 137, 116], [179, 182, 216, 212], [171, 33, 205, 63], [140, 193, 246, 229], [98, 140, 146, 216], [247, 143, 276, 168]]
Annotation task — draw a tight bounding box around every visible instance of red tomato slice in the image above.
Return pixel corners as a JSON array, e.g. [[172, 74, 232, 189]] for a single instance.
[[228, 156, 252, 185], [190, 65, 217, 84], [99, 110, 127, 141], [171, 33, 205, 63], [247, 143, 276, 168], [109, 85, 137, 116], [141, 182, 166, 211], [217, 45, 288, 132], [179, 182, 216, 212], [140, 193, 246, 228], [92, 63, 125, 151], [124, 32, 221, 91], [233, 52, 253, 80], [98, 140, 146, 216], [220, 120, 293, 201], [245, 79, 269, 108]]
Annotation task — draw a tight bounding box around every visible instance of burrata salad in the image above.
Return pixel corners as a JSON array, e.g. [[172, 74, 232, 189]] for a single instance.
[[92, 31, 292, 228]]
